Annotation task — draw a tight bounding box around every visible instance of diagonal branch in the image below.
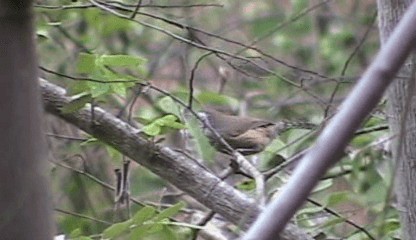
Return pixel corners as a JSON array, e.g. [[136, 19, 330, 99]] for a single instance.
[[243, 1, 416, 239], [39, 78, 312, 240]]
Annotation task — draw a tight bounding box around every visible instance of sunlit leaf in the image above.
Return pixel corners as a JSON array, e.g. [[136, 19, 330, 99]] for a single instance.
[[157, 96, 181, 118], [87, 81, 110, 97], [312, 179, 333, 193], [196, 91, 239, 108], [77, 53, 97, 74], [142, 115, 185, 136], [132, 206, 157, 225], [102, 220, 131, 239], [69, 228, 82, 238], [99, 54, 146, 67], [129, 224, 152, 239], [184, 115, 215, 161], [142, 123, 162, 136], [153, 201, 185, 221]]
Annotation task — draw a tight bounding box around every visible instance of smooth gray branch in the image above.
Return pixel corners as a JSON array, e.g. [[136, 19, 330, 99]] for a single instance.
[[243, 2, 416, 239]]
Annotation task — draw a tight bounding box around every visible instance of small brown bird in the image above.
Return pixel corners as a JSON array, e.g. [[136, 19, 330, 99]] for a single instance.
[[199, 109, 315, 155]]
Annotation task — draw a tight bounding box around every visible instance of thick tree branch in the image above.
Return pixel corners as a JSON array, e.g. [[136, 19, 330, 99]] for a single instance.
[[0, 1, 52, 239], [39, 79, 312, 240]]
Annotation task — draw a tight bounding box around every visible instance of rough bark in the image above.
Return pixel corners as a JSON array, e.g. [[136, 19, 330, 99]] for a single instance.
[[377, 1, 416, 239], [0, 1, 52, 239], [39, 79, 313, 240]]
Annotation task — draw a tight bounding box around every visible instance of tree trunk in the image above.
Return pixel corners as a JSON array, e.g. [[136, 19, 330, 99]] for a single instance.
[[0, 1, 52, 238], [377, 0, 416, 239]]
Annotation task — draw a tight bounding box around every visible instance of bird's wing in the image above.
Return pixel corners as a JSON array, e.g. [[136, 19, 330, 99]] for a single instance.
[[225, 119, 274, 137]]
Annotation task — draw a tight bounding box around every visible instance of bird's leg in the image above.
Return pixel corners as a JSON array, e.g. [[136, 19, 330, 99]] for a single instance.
[[227, 154, 256, 179]]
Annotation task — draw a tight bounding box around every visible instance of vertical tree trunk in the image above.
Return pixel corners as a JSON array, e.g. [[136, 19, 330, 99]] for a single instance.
[[377, 1, 416, 239], [0, 1, 52, 238]]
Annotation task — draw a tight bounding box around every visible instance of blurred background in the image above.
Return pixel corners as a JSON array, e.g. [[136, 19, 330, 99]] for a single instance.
[[35, 0, 392, 239]]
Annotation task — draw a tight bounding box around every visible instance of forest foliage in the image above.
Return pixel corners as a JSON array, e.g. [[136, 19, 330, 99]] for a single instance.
[[35, 0, 397, 239]]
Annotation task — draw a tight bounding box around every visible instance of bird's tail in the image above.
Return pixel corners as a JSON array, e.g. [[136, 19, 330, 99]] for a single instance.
[[274, 121, 317, 134]]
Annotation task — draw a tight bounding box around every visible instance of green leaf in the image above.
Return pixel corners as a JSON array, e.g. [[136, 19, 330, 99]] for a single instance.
[[67, 80, 89, 95], [99, 54, 146, 67], [129, 224, 153, 239], [142, 115, 185, 136], [80, 137, 98, 146], [364, 178, 387, 204], [105, 145, 123, 163], [166, 121, 185, 129], [156, 115, 185, 129], [87, 81, 110, 97], [296, 206, 323, 217], [101, 15, 133, 36], [36, 29, 49, 41], [157, 96, 181, 117], [320, 217, 345, 229], [263, 138, 288, 159], [102, 220, 131, 239], [251, 17, 277, 36], [129, 202, 185, 239], [69, 228, 82, 238], [312, 179, 333, 193], [292, 0, 308, 13], [61, 93, 92, 114], [381, 218, 400, 235], [77, 53, 97, 74], [147, 221, 164, 233], [325, 191, 349, 207], [184, 115, 215, 161], [153, 201, 185, 221], [164, 221, 205, 230], [262, 154, 285, 170], [75, 53, 142, 98], [135, 108, 161, 123], [157, 225, 178, 240], [132, 206, 157, 225], [196, 91, 239, 108], [155, 115, 177, 125], [110, 83, 128, 97], [326, 192, 351, 207], [351, 137, 369, 148], [99, 65, 118, 79], [236, 179, 256, 191], [272, 34, 294, 51], [74, 237, 94, 240], [142, 123, 162, 136]]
